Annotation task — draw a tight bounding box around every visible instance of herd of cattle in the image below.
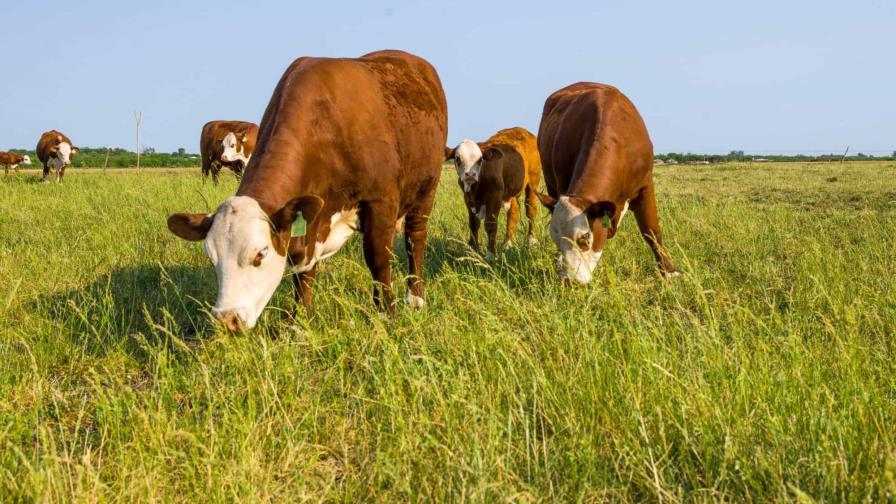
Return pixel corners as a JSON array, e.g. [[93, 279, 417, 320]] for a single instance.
[[4, 50, 680, 331]]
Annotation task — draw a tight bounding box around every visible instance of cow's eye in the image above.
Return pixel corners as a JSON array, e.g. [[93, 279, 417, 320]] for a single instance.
[[576, 232, 591, 250], [252, 248, 268, 267]]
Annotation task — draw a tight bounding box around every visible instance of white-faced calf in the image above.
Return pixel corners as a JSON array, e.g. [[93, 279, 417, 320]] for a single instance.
[[445, 127, 542, 254]]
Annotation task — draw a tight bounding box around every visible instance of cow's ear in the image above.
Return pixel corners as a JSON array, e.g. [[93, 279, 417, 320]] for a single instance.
[[71, 147, 80, 154], [536, 192, 558, 211], [168, 213, 214, 241], [584, 200, 616, 223], [56, 135, 63, 143], [240, 135, 248, 143], [444, 146, 456, 161], [271, 195, 324, 232], [482, 147, 503, 162]]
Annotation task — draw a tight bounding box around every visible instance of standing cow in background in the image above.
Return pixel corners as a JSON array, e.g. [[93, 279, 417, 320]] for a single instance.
[[200, 120, 258, 183], [537, 82, 679, 284], [445, 127, 542, 254], [0, 151, 31, 175], [36, 130, 78, 183], [168, 50, 448, 331]]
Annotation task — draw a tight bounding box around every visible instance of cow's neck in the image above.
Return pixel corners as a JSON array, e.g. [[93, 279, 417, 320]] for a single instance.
[[235, 150, 320, 216]]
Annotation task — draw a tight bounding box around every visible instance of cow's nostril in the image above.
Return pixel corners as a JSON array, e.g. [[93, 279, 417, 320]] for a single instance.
[[216, 310, 244, 332]]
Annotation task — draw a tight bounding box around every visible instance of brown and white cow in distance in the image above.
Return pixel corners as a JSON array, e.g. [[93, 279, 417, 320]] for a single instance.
[[537, 82, 679, 284], [168, 50, 448, 330], [0, 151, 31, 175], [200, 120, 258, 183], [36, 130, 79, 183], [445, 127, 542, 253]]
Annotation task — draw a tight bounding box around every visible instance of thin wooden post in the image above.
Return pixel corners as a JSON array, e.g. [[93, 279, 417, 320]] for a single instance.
[[135, 111, 142, 169], [840, 146, 849, 165], [103, 147, 110, 174]]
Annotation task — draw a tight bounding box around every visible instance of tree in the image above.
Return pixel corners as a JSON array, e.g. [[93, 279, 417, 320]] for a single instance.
[[142, 147, 155, 155], [729, 150, 745, 157], [177, 147, 186, 157]]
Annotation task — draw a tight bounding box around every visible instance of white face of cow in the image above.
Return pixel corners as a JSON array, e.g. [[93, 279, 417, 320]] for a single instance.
[[452, 140, 483, 193], [22, 155, 31, 165], [220, 132, 249, 164], [55, 142, 73, 167], [548, 197, 603, 285], [202, 196, 287, 329]]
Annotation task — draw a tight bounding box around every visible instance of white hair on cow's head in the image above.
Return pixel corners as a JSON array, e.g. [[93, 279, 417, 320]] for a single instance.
[[451, 139, 482, 193]]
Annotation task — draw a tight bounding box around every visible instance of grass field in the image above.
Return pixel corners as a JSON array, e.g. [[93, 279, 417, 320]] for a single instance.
[[1, 161, 895, 501]]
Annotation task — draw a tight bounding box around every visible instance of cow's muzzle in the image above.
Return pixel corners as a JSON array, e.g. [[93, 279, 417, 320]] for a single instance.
[[215, 310, 245, 333]]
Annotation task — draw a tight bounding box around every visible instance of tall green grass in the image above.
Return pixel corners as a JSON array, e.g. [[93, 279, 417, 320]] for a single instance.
[[1, 162, 895, 501]]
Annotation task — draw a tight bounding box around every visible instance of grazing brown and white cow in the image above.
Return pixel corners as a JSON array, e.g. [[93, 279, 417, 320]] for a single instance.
[[537, 82, 679, 284], [168, 50, 448, 330], [36, 130, 79, 183], [200, 120, 258, 183], [0, 151, 31, 175], [445, 127, 542, 253]]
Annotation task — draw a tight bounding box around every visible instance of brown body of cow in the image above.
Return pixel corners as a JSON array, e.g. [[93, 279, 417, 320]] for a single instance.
[[0, 151, 28, 175], [448, 127, 542, 253], [200, 120, 258, 183], [168, 50, 448, 328], [537, 82, 678, 283], [36, 130, 78, 183]]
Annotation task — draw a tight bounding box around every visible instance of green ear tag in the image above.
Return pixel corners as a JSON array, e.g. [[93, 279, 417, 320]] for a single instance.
[[601, 214, 611, 229], [291, 215, 307, 238]]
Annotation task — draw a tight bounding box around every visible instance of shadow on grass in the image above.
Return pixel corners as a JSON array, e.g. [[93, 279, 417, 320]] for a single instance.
[[31, 263, 218, 359]]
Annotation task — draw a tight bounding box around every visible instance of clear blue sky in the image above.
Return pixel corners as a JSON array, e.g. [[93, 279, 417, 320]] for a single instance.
[[2, 0, 894, 155]]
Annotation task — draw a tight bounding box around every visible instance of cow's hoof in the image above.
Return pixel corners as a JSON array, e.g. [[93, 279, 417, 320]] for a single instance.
[[503, 240, 515, 249], [527, 236, 538, 246], [663, 270, 682, 279], [405, 289, 425, 308]]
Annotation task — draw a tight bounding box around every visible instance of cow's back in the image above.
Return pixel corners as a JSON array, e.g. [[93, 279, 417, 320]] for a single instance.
[[0, 152, 21, 164], [240, 51, 448, 213], [482, 127, 541, 189], [538, 83, 653, 202]]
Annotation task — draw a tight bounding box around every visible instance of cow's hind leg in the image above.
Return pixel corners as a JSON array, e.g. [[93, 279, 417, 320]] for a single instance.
[[524, 184, 539, 245], [504, 196, 520, 248], [630, 179, 679, 276], [42, 163, 50, 183], [403, 209, 430, 308], [361, 201, 398, 315]]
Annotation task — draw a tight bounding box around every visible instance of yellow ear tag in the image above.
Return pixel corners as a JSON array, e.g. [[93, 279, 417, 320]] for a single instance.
[[241, 135, 248, 143], [291, 215, 307, 238]]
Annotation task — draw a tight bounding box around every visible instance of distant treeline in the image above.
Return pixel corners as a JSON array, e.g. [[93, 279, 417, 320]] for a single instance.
[[6, 147, 894, 168], [7, 147, 201, 168], [656, 151, 896, 163]]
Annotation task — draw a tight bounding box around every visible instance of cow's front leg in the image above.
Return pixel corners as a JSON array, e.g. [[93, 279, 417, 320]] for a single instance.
[[361, 202, 397, 315], [291, 264, 317, 312], [468, 207, 481, 250], [42, 163, 50, 183], [57, 165, 66, 183], [484, 200, 501, 255]]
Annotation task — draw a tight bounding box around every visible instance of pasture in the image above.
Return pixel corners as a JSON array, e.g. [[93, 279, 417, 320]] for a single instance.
[[1, 161, 895, 501]]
